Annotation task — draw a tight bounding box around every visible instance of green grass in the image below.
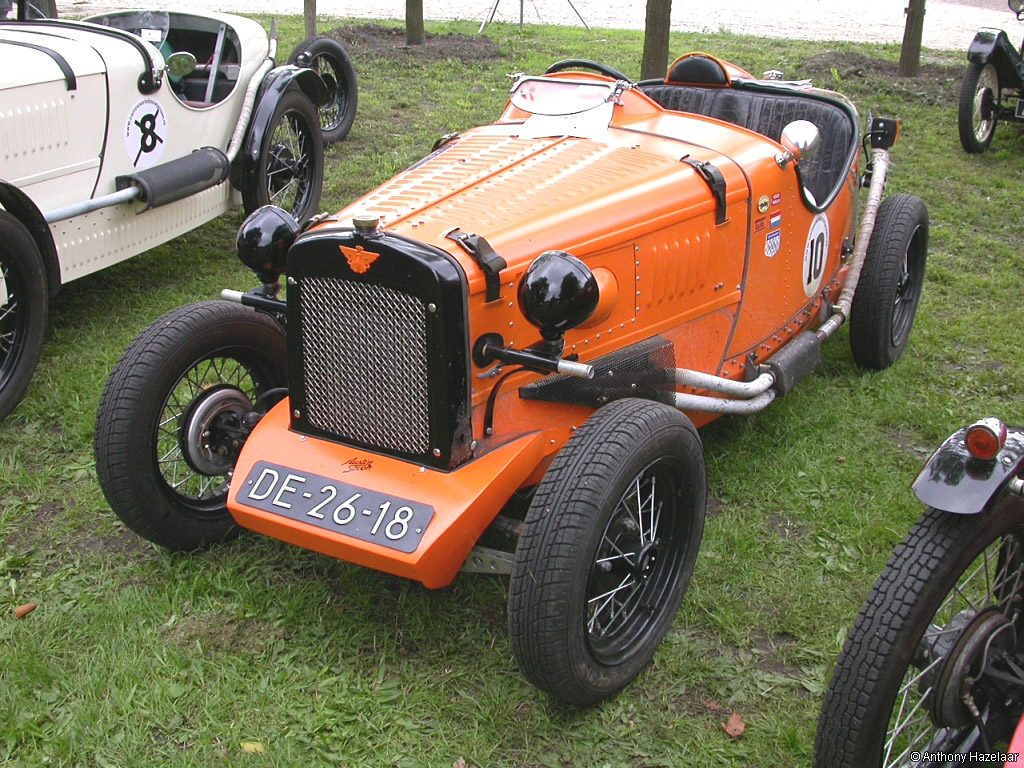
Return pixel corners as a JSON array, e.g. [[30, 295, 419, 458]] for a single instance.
[[3, 15, 1024, 768]]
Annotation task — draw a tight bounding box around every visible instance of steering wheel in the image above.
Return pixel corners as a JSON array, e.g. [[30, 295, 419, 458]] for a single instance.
[[545, 59, 634, 83]]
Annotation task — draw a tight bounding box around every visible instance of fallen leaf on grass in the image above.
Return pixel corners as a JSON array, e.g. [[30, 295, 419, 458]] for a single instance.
[[240, 741, 264, 754], [14, 603, 37, 619], [699, 699, 727, 713], [722, 711, 746, 739]]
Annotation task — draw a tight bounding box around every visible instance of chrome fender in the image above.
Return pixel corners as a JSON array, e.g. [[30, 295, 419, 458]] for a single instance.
[[912, 423, 1024, 515]]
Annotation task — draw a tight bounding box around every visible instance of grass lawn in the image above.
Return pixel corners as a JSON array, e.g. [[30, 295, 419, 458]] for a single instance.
[[2, 15, 1024, 768]]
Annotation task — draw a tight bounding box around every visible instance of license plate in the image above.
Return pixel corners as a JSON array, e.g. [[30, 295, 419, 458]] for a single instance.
[[238, 461, 434, 554]]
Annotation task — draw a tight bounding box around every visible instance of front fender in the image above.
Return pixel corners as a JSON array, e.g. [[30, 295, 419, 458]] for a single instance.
[[912, 423, 1024, 515], [967, 28, 1024, 86], [232, 65, 328, 192], [0, 181, 60, 298], [227, 400, 554, 588]]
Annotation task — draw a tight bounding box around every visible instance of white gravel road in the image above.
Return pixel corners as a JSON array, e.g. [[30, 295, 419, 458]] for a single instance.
[[64, 0, 1019, 51]]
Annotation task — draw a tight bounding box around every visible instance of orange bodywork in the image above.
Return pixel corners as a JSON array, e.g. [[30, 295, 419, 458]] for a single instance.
[[228, 62, 863, 587]]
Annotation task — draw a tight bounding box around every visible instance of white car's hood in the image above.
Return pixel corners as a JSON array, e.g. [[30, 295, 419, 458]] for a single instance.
[[0, 28, 106, 89]]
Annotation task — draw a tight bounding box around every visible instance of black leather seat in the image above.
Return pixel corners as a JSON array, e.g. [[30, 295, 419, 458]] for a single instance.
[[639, 80, 857, 207]]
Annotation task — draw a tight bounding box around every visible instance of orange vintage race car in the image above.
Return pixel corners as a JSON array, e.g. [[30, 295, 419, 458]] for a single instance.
[[94, 53, 928, 705]]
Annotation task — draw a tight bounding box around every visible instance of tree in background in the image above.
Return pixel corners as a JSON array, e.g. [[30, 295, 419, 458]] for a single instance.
[[899, 0, 926, 77], [304, 0, 316, 38], [641, 0, 671, 80], [407, 0, 425, 45]]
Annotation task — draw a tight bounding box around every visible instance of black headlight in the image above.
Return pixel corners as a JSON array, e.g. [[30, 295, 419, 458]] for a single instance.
[[236, 205, 300, 284]]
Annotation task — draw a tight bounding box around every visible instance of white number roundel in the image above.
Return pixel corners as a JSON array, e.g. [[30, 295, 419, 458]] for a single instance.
[[803, 214, 829, 297]]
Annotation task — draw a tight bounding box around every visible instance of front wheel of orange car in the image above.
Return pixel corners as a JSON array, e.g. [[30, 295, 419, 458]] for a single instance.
[[94, 301, 287, 551], [507, 399, 706, 705]]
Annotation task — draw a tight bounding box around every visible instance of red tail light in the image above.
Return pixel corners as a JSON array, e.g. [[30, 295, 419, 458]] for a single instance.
[[965, 418, 1007, 460]]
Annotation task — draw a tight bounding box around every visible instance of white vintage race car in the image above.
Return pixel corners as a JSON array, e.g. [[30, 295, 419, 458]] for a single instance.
[[0, 0, 357, 420]]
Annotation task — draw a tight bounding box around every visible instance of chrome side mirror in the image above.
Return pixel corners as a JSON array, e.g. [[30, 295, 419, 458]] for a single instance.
[[775, 119, 820, 169], [1010, 0, 1024, 20]]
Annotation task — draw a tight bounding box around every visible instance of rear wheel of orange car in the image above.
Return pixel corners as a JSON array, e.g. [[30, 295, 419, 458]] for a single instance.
[[94, 301, 288, 551], [508, 398, 706, 705], [849, 193, 928, 370]]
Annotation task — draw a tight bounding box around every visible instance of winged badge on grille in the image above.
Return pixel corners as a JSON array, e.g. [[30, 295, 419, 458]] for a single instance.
[[340, 245, 380, 274]]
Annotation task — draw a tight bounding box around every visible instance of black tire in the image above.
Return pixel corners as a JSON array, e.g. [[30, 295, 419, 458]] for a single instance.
[[0, 211, 47, 422], [94, 301, 288, 550], [508, 398, 706, 705], [849, 193, 928, 370], [815, 496, 1024, 768], [959, 62, 999, 154], [288, 36, 358, 145], [241, 89, 324, 224]]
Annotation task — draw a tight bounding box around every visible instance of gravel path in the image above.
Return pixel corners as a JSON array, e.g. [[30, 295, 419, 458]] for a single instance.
[[64, 0, 1019, 51]]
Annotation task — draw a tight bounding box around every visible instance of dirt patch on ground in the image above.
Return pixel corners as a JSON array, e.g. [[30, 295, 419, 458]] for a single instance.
[[324, 24, 501, 64], [801, 51, 963, 104]]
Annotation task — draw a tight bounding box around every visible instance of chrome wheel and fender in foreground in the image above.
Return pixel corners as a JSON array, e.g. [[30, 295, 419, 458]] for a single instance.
[[815, 497, 1024, 767], [94, 301, 288, 550], [508, 398, 706, 706]]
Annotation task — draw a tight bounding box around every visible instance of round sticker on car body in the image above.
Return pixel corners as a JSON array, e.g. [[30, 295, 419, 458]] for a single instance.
[[124, 98, 168, 169], [803, 214, 829, 297]]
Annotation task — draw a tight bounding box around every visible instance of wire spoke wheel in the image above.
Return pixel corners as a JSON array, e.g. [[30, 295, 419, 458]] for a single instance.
[[509, 399, 706, 705], [587, 461, 689, 662], [959, 62, 1000, 153], [155, 355, 263, 509], [883, 534, 1024, 764], [849, 193, 928, 370], [287, 36, 358, 144], [242, 90, 323, 224], [815, 498, 1024, 768], [0, 211, 47, 421], [266, 112, 314, 215], [95, 302, 288, 550], [0, 261, 22, 376]]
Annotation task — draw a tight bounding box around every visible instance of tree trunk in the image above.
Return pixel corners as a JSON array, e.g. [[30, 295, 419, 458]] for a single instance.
[[304, 0, 316, 39], [898, 0, 926, 77], [641, 0, 672, 81], [407, 0, 425, 46]]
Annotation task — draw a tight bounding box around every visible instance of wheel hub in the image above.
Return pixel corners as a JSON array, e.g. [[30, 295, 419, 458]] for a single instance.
[[926, 607, 1015, 729], [633, 540, 660, 579], [179, 385, 252, 476], [267, 144, 297, 195]]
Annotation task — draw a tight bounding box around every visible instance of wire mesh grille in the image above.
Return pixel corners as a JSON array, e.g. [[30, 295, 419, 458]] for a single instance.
[[298, 277, 431, 454]]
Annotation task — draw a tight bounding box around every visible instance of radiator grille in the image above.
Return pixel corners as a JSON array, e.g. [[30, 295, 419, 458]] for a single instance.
[[298, 276, 431, 454]]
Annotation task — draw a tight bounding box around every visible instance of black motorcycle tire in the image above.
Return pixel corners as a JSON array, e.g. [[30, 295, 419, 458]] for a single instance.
[[94, 301, 288, 551], [848, 193, 928, 370], [241, 89, 324, 223], [0, 211, 47, 422], [814, 496, 1024, 768], [959, 61, 999, 154], [508, 398, 706, 706], [288, 36, 358, 144]]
